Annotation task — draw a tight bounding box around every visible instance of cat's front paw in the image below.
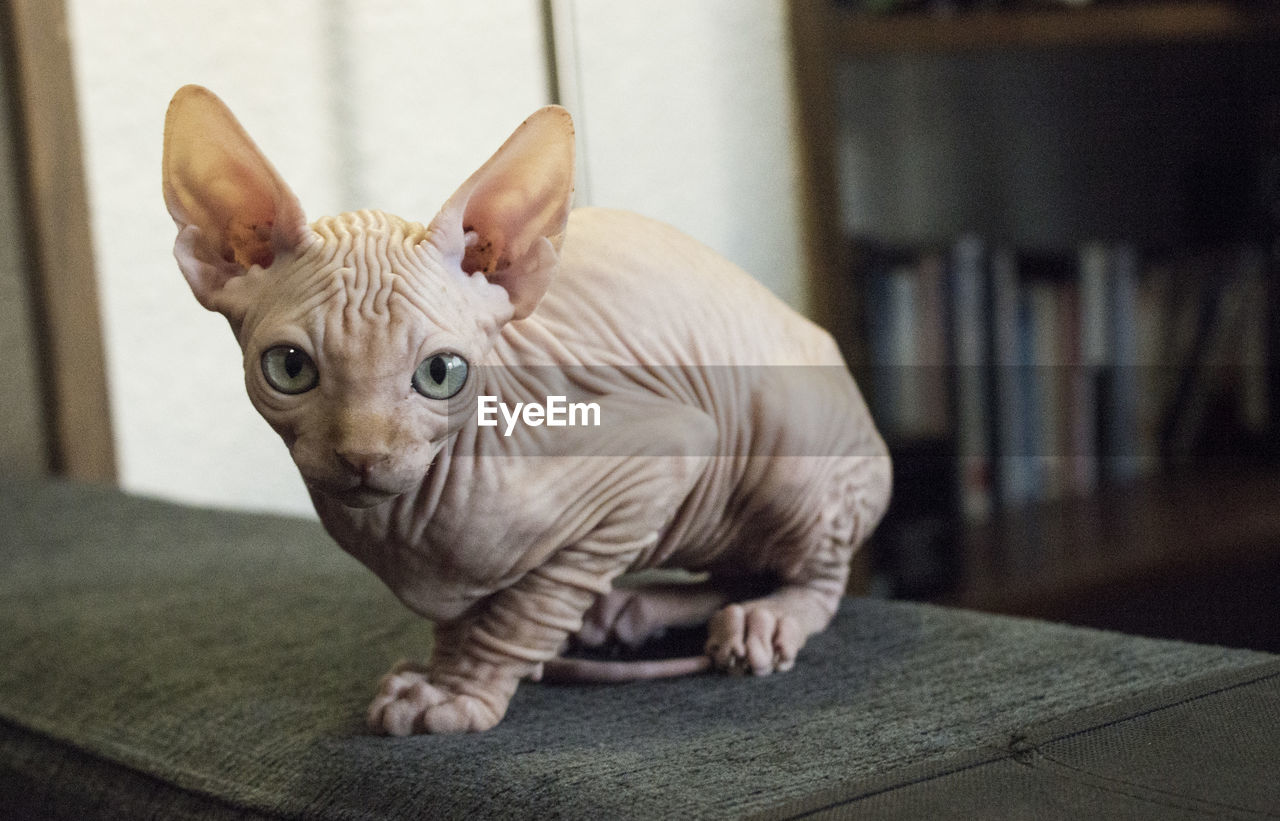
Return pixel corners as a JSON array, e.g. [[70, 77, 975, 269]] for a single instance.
[[367, 662, 504, 735]]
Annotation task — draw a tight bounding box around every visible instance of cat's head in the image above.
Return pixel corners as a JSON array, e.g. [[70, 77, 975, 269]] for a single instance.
[[161, 85, 574, 508]]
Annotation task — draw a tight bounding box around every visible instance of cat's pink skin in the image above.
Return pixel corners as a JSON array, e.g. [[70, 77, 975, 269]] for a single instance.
[[162, 85, 891, 734]]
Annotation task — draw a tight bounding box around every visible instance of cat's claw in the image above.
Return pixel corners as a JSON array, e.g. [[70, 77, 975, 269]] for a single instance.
[[705, 603, 803, 676], [367, 664, 502, 735]]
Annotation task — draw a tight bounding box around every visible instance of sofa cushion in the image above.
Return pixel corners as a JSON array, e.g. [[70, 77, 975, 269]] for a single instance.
[[1, 478, 1276, 819]]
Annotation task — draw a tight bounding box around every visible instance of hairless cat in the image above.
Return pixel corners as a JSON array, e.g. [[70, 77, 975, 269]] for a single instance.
[[162, 85, 892, 734]]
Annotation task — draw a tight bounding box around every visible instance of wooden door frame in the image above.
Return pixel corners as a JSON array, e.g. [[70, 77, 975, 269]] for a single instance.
[[788, 0, 865, 372], [1, 0, 115, 481]]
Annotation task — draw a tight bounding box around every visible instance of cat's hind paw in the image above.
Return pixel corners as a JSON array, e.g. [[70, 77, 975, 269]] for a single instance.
[[705, 603, 804, 676], [575, 580, 729, 651], [367, 663, 503, 735]]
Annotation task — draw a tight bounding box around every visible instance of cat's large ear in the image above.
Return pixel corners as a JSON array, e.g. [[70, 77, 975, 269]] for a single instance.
[[162, 85, 307, 315], [430, 106, 575, 320]]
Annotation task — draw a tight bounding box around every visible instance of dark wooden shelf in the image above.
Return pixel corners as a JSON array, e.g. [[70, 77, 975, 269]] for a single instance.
[[833, 1, 1280, 55], [940, 469, 1280, 618]]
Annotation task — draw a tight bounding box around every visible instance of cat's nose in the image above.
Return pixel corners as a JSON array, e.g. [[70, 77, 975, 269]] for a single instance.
[[336, 450, 389, 478]]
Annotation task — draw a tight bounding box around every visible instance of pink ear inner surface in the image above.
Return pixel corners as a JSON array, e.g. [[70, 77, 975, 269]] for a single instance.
[[226, 216, 276, 269]]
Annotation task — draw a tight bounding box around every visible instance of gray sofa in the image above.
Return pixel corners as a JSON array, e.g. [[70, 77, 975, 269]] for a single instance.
[[1, 478, 1276, 819]]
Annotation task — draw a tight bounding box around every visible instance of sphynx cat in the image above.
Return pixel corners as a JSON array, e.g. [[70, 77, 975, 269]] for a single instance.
[[162, 85, 891, 734]]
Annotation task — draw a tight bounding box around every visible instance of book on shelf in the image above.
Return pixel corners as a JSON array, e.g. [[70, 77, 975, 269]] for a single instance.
[[855, 234, 1274, 525], [988, 245, 1026, 512], [1104, 243, 1141, 484], [950, 235, 993, 523], [1160, 246, 1272, 466], [864, 245, 950, 442]]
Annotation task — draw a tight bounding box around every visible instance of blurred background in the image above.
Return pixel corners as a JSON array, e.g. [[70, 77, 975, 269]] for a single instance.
[[4, 0, 1279, 649], [790, 0, 1280, 650]]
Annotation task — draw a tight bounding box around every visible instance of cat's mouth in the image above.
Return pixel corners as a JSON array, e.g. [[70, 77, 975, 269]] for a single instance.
[[338, 484, 400, 508], [311, 478, 403, 509]]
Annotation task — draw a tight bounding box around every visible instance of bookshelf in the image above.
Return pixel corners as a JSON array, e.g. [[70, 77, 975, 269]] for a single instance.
[[829, 1, 1280, 55], [790, 0, 1280, 650]]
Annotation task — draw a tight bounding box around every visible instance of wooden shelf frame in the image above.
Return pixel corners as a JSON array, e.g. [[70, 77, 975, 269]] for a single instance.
[[2, 0, 116, 481], [832, 1, 1280, 56], [943, 470, 1280, 615]]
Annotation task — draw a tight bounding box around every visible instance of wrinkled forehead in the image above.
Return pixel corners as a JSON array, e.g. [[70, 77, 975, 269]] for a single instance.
[[247, 211, 476, 355], [313, 267, 431, 367]]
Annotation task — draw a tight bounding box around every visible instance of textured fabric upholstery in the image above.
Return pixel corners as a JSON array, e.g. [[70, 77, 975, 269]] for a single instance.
[[1, 479, 1276, 819]]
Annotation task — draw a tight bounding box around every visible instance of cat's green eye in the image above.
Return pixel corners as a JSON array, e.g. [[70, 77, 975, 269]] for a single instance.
[[261, 346, 319, 395], [412, 353, 468, 399]]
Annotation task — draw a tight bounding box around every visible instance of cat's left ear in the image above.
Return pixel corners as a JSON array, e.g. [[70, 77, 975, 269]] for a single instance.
[[162, 85, 308, 316], [430, 106, 575, 320]]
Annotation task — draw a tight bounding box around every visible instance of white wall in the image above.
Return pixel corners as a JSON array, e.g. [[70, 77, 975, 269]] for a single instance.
[[68, 0, 548, 515], [561, 0, 805, 306], [68, 0, 803, 515]]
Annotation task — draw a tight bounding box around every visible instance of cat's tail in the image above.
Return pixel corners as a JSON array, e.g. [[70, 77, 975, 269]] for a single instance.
[[534, 654, 712, 683]]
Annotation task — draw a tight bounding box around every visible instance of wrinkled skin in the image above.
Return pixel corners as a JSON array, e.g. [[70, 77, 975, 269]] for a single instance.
[[162, 85, 891, 734]]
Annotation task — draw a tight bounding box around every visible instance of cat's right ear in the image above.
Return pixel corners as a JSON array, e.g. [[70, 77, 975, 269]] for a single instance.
[[162, 85, 307, 315]]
